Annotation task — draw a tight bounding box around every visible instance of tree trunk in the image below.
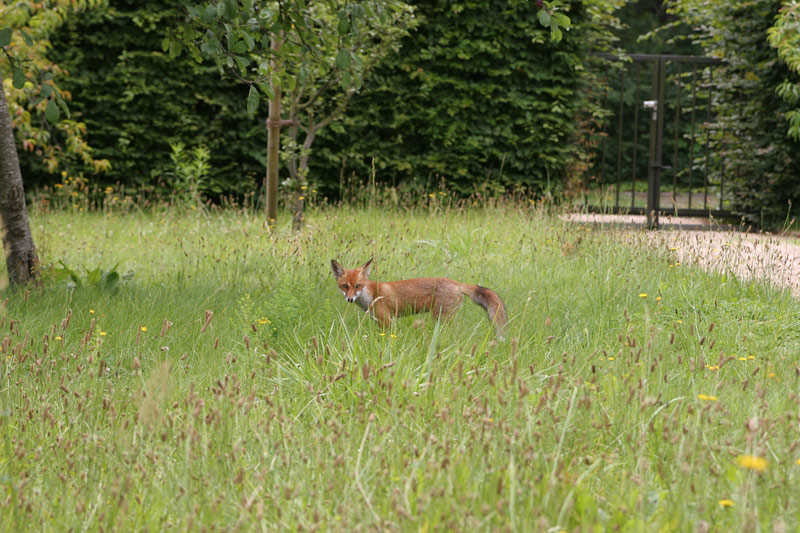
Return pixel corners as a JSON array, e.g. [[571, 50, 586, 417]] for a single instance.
[[0, 71, 38, 286], [265, 33, 282, 224]]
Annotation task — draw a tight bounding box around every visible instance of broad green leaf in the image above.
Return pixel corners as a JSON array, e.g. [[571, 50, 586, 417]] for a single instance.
[[336, 48, 351, 70], [242, 31, 255, 51], [256, 82, 274, 100], [42, 72, 54, 81], [201, 3, 217, 23], [169, 40, 182, 58], [552, 12, 571, 30], [0, 28, 11, 47], [246, 85, 259, 114], [537, 10, 551, 28], [161, 37, 171, 52], [19, 30, 33, 46], [40, 84, 52, 98], [45, 99, 60, 122], [12, 69, 26, 89], [550, 24, 562, 42], [86, 267, 102, 286], [337, 17, 349, 35]]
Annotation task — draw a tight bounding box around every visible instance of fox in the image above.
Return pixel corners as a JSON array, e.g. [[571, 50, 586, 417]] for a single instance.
[[330, 258, 507, 337]]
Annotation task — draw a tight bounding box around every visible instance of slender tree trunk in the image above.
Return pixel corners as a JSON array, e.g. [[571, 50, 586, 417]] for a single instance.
[[265, 33, 282, 224], [0, 72, 38, 286]]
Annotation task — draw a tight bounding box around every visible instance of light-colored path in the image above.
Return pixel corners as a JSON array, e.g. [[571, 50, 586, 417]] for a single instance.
[[563, 213, 800, 297]]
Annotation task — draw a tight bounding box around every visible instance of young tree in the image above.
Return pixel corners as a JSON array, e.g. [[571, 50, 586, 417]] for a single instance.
[[174, 1, 572, 228]]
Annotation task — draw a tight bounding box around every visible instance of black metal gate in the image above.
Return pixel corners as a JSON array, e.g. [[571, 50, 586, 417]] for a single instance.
[[584, 54, 731, 228]]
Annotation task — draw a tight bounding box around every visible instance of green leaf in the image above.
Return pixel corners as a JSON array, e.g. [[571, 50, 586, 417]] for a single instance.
[[104, 271, 120, 290], [550, 24, 562, 42], [19, 30, 33, 46], [40, 84, 52, 98], [247, 85, 259, 114], [56, 97, 71, 119], [337, 17, 349, 35], [336, 49, 351, 70], [0, 28, 11, 47], [537, 9, 551, 28], [12, 69, 26, 89], [201, 3, 217, 23], [161, 37, 171, 52], [45, 99, 60, 122], [86, 266, 102, 286], [552, 12, 571, 30], [256, 82, 274, 100], [169, 40, 182, 58]]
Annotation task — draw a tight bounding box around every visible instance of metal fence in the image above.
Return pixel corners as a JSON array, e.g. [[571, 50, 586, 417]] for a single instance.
[[584, 54, 730, 228]]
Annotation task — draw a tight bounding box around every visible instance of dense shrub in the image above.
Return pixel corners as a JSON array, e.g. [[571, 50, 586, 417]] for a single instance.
[[23, 1, 624, 202], [26, 0, 267, 197], [311, 1, 602, 196]]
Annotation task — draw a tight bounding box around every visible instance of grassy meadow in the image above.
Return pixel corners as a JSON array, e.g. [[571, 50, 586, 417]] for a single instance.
[[2, 200, 800, 531]]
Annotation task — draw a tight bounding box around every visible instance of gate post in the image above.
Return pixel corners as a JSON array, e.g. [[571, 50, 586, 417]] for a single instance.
[[646, 57, 666, 229]]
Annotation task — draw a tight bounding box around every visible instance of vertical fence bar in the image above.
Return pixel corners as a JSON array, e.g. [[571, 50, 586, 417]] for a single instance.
[[646, 57, 666, 229], [615, 66, 625, 209], [688, 65, 697, 210], [600, 63, 609, 188], [631, 61, 641, 209], [672, 64, 681, 211], [703, 67, 713, 210]]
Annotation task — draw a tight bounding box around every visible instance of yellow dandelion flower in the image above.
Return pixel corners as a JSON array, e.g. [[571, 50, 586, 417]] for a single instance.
[[639, 293, 648, 298], [390, 333, 397, 338], [608, 357, 615, 361], [656, 296, 662, 302], [718, 499, 734, 507], [747, 355, 755, 360], [140, 326, 147, 332], [795, 458, 800, 466], [99, 331, 107, 336], [428, 193, 436, 198], [669, 247, 678, 251], [89, 309, 95, 314], [738, 357, 747, 361], [55, 336, 62, 340], [735, 454, 767, 472], [379, 332, 386, 336], [697, 394, 718, 402], [298, 196, 305, 200], [300, 185, 307, 190], [768, 372, 776, 378]]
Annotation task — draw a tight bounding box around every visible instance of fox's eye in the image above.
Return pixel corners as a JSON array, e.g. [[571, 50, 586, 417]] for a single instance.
[[340, 284, 348, 290], [355, 284, 362, 290]]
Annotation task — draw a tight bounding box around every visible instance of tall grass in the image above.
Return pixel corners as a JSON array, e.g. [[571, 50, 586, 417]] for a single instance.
[[2, 201, 799, 531]]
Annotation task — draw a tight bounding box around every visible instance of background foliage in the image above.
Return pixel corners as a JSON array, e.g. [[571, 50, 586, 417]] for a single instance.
[[664, 0, 800, 228], [28, 0, 266, 197]]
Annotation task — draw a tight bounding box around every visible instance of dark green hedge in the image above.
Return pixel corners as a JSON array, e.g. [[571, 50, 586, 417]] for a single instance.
[[312, 1, 593, 196], [22, 0, 266, 196], [23, 0, 611, 201]]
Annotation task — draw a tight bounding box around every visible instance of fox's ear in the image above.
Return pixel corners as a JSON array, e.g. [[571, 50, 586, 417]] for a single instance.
[[330, 259, 345, 278], [360, 257, 373, 278]]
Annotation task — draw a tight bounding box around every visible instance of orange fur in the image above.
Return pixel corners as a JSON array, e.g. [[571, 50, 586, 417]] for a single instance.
[[331, 258, 507, 337]]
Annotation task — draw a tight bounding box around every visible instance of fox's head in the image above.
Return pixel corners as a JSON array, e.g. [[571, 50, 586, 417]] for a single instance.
[[330, 258, 372, 303]]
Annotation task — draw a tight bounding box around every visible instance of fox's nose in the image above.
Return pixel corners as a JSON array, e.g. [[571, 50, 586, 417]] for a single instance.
[[346, 296, 355, 303]]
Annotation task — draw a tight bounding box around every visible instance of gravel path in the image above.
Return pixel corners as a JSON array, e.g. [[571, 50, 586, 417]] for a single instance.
[[564, 213, 800, 297]]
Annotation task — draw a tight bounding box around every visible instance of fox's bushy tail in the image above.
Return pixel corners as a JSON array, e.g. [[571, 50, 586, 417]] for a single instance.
[[463, 285, 508, 338]]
